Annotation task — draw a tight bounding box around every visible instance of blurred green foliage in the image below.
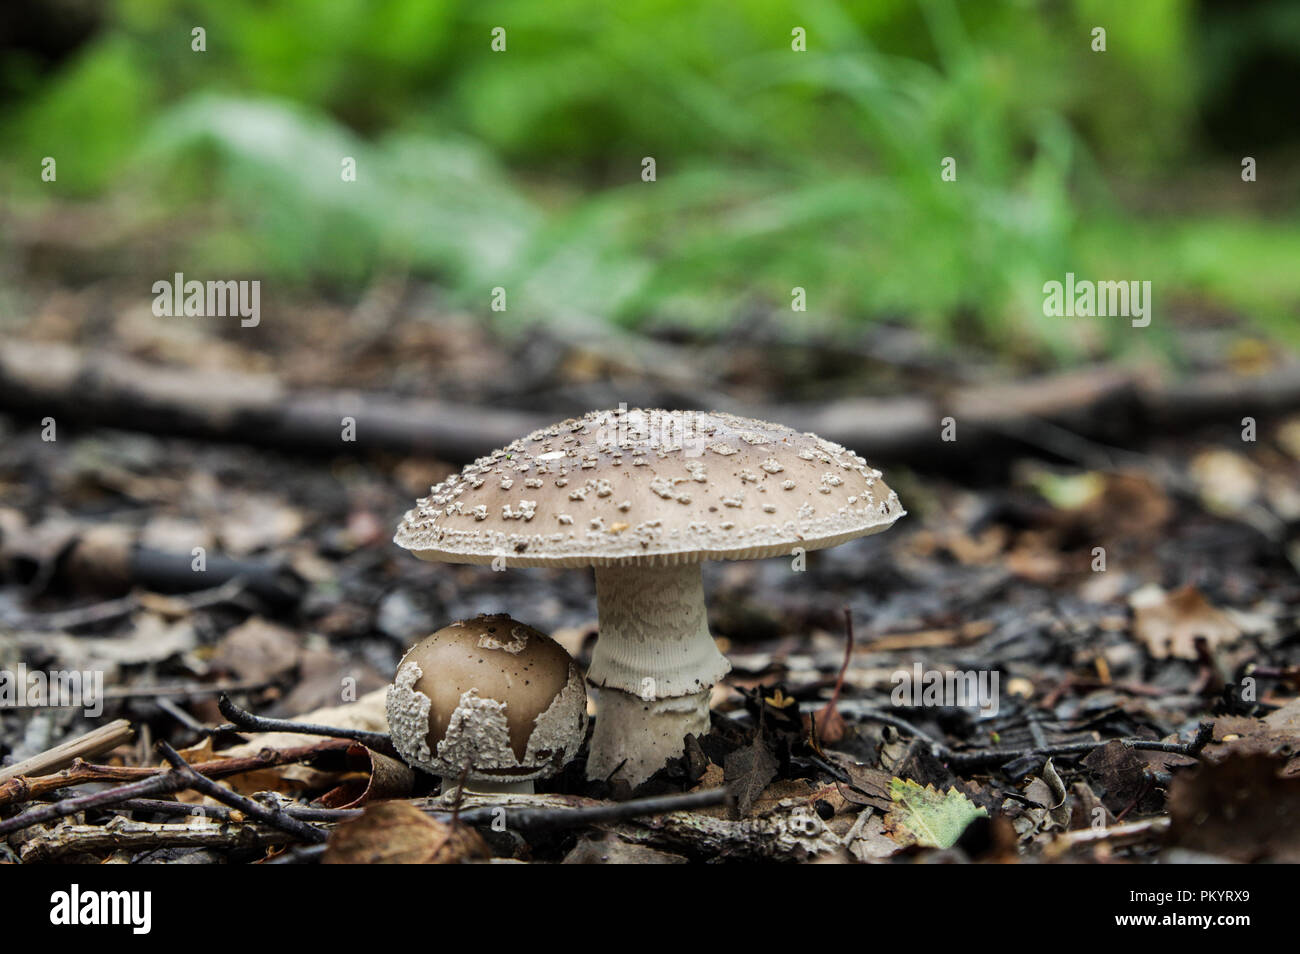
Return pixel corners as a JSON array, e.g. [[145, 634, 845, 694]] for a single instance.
[[2, 0, 1297, 356]]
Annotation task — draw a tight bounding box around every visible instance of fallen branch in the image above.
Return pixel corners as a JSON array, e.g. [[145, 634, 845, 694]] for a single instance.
[[0, 738, 351, 808], [217, 694, 398, 759], [1041, 817, 1172, 859], [4, 574, 265, 632], [426, 789, 828, 861], [941, 721, 1215, 771], [457, 787, 731, 830], [20, 820, 289, 863], [0, 340, 546, 463], [0, 767, 191, 837], [7, 341, 1300, 466], [0, 719, 135, 784], [156, 741, 329, 845], [101, 679, 274, 702]]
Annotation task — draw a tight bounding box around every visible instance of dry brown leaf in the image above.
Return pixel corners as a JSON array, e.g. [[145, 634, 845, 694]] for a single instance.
[[212, 493, 305, 555], [1129, 584, 1242, 660], [1206, 696, 1300, 776], [317, 745, 415, 809], [322, 801, 489, 864], [562, 834, 687, 864], [1167, 754, 1300, 862], [209, 616, 302, 684]]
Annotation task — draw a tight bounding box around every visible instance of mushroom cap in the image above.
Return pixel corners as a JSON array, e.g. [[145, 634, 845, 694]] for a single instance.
[[394, 408, 903, 567], [385, 614, 587, 781]]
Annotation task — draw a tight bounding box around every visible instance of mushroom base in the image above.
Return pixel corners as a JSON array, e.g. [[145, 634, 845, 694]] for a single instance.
[[438, 777, 535, 797], [585, 686, 711, 786]]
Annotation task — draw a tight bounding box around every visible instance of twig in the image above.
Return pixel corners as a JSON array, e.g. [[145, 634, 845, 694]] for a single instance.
[[217, 694, 398, 758], [0, 767, 192, 836], [20, 820, 291, 863], [122, 788, 735, 831], [449, 756, 472, 820], [7, 594, 140, 632], [7, 575, 255, 632], [118, 798, 235, 822], [1042, 817, 1171, 858], [814, 607, 854, 746], [833, 707, 949, 750], [264, 843, 330, 864], [155, 698, 213, 739], [464, 787, 732, 830], [843, 709, 1214, 771], [943, 721, 1215, 770], [0, 738, 351, 807], [117, 799, 363, 824], [156, 741, 329, 844], [0, 719, 135, 783], [1114, 776, 1155, 824], [102, 679, 273, 701]]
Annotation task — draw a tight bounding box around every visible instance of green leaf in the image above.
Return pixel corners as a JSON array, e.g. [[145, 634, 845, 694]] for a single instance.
[[885, 777, 988, 849]]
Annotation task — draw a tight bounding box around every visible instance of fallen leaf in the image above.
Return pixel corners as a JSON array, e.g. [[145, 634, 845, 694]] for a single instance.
[[1205, 696, 1300, 776], [323, 801, 488, 864], [562, 834, 687, 864], [1022, 758, 1070, 832], [209, 616, 302, 684], [833, 762, 893, 811], [883, 777, 987, 849], [1129, 584, 1242, 660], [1080, 740, 1153, 815], [724, 737, 779, 816], [1167, 754, 1300, 862], [318, 745, 415, 809], [846, 812, 903, 861]]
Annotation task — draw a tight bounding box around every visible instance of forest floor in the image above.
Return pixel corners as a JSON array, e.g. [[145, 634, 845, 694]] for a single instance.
[[2, 273, 1299, 863]]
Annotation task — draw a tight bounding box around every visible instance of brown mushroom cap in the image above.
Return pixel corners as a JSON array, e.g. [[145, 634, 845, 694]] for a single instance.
[[394, 408, 903, 567], [385, 614, 587, 780]]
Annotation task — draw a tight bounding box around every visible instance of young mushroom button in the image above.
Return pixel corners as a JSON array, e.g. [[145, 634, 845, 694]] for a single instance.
[[385, 614, 587, 795], [393, 408, 905, 786]]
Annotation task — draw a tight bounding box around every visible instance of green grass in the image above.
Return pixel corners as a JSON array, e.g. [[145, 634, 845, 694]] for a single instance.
[[1, 0, 1296, 359]]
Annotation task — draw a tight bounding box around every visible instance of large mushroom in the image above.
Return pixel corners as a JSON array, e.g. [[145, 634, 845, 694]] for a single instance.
[[394, 408, 903, 785]]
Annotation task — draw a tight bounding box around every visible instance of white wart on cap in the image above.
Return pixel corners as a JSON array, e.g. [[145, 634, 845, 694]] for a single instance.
[[394, 408, 900, 566], [394, 409, 904, 786], [386, 614, 587, 794]]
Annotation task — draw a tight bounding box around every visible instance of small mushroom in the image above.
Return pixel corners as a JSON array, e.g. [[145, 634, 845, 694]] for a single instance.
[[394, 409, 904, 785], [385, 613, 587, 794]]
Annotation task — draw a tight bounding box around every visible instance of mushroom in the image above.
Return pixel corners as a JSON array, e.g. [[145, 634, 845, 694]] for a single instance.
[[385, 613, 587, 794], [394, 408, 903, 786]]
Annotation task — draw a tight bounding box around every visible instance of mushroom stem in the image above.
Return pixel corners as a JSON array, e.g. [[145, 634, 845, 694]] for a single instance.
[[586, 563, 729, 785], [586, 687, 711, 785]]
